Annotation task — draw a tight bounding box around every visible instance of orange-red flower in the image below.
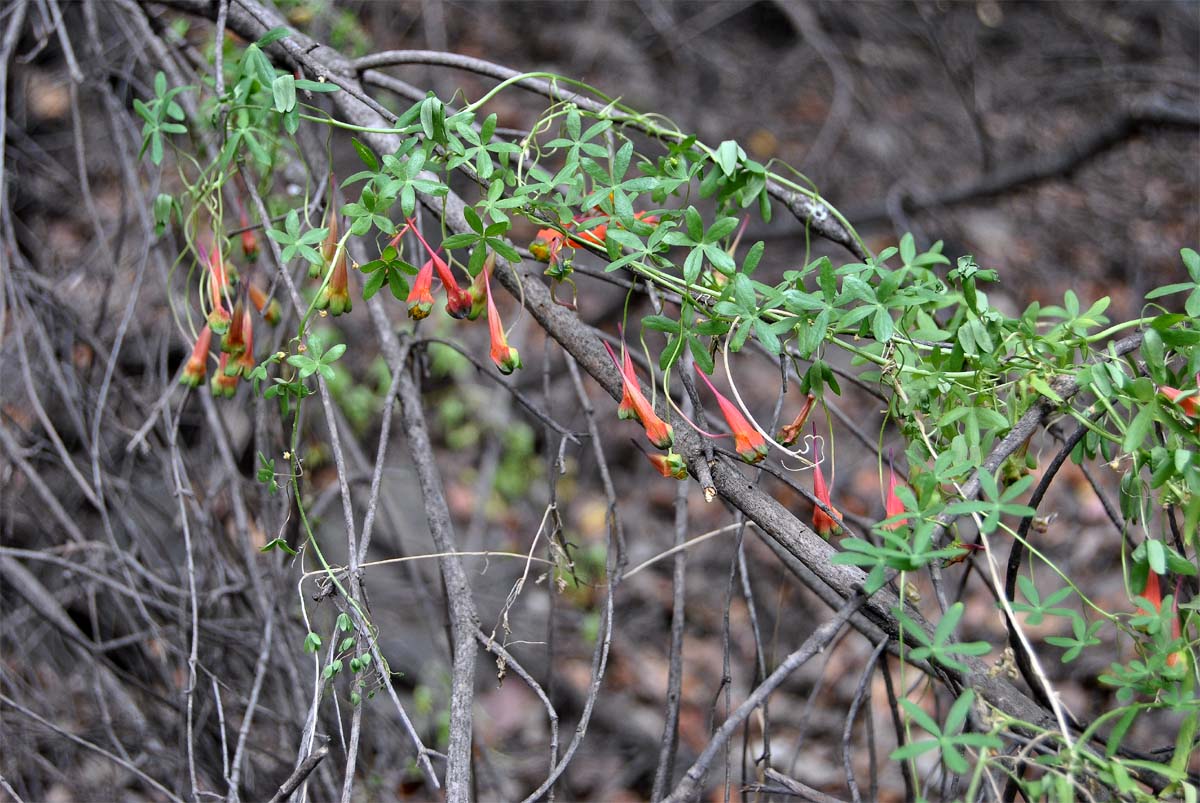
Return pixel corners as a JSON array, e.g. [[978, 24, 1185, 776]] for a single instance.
[[647, 451, 688, 480], [1142, 572, 1185, 668], [883, 456, 910, 531], [204, 243, 233, 335], [221, 295, 247, 358], [408, 219, 472, 319], [233, 303, 255, 377], [181, 325, 212, 387], [529, 211, 658, 267], [314, 201, 339, 279], [466, 252, 494, 321], [1144, 570, 1162, 611], [1159, 383, 1199, 419], [602, 341, 673, 449], [812, 438, 843, 538], [238, 204, 259, 262], [316, 241, 352, 316], [406, 256, 435, 320], [778, 393, 816, 446], [211, 353, 239, 398], [248, 281, 281, 326], [614, 346, 641, 422], [483, 268, 521, 375], [695, 366, 768, 463]]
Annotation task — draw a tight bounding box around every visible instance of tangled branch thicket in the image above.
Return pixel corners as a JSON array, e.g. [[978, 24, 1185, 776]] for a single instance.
[[1, 1, 1198, 801]]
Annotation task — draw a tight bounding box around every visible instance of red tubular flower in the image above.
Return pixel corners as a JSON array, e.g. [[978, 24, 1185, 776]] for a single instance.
[[211, 353, 239, 398], [407, 220, 472, 318], [1140, 570, 1186, 668], [483, 268, 521, 375], [314, 203, 339, 279], [567, 220, 607, 249], [1168, 577, 1185, 669], [531, 211, 658, 265], [221, 296, 247, 357], [238, 204, 259, 261], [602, 341, 673, 449], [406, 256, 436, 320], [180, 325, 212, 387], [248, 281, 281, 326], [616, 346, 641, 421], [1158, 384, 1199, 419], [1144, 570, 1163, 611], [883, 455, 910, 531], [205, 244, 233, 335], [812, 437, 843, 538], [778, 393, 816, 446], [529, 228, 566, 266], [694, 366, 768, 463], [647, 451, 688, 480], [466, 252, 494, 321], [316, 242, 352, 316], [233, 304, 255, 377]]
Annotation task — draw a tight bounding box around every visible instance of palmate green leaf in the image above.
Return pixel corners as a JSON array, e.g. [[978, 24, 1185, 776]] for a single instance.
[[892, 690, 1000, 775], [1045, 617, 1103, 662], [896, 602, 991, 673], [1012, 575, 1076, 626]]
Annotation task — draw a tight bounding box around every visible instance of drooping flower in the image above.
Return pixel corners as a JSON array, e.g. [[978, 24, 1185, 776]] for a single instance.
[[694, 365, 768, 464], [221, 295, 247, 358], [207, 302, 232, 338], [316, 240, 352, 316], [615, 346, 641, 421], [248, 281, 281, 326], [233, 303, 255, 377], [407, 219, 472, 319], [211, 353, 239, 398], [180, 325, 212, 387], [778, 393, 817, 446], [314, 200, 339, 279], [204, 243, 233, 335], [406, 256, 436, 320], [466, 251, 494, 321], [883, 454, 910, 531], [1144, 570, 1162, 611], [1168, 577, 1185, 669], [602, 340, 673, 449], [812, 437, 843, 538], [1139, 570, 1185, 668], [483, 267, 521, 375], [529, 227, 567, 266], [647, 451, 688, 480], [238, 204, 259, 261]]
